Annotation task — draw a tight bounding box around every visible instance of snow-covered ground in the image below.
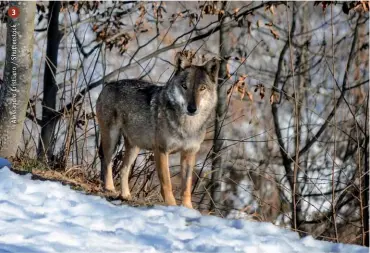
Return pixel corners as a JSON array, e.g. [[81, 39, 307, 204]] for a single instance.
[[0, 165, 367, 253]]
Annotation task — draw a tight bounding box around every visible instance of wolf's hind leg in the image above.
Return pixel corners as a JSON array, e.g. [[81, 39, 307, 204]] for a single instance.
[[180, 151, 195, 209], [119, 139, 140, 200], [100, 125, 120, 192]]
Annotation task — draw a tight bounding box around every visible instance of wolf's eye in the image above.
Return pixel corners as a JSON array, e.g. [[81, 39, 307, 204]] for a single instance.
[[181, 83, 187, 90], [199, 85, 206, 91]]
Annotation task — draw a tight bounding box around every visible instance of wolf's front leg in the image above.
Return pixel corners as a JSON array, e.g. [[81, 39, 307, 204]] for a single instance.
[[154, 149, 177, 206], [180, 151, 196, 209]]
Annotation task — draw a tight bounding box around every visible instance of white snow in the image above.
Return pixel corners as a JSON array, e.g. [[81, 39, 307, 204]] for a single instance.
[[0, 166, 367, 253]]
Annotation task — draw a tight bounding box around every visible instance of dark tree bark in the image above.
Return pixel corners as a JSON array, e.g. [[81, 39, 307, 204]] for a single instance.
[[210, 1, 231, 212], [363, 94, 369, 246], [0, 2, 36, 157], [38, 1, 62, 160]]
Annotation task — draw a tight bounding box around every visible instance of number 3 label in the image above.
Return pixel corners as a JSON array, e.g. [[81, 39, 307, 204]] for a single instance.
[[8, 6, 20, 19]]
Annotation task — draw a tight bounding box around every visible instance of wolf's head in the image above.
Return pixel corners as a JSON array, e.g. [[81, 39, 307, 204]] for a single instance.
[[168, 52, 220, 116]]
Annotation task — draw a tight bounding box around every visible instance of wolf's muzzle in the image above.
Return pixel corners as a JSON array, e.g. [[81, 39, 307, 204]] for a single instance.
[[187, 104, 198, 116]]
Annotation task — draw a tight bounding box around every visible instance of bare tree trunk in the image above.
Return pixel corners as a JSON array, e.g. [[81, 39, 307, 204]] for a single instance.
[[0, 2, 36, 158], [210, 1, 231, 212], [38, 1, 61, 161], [291, 9, 301, 234], [270, 2, 302, 233], [363, 94, 369, 246]]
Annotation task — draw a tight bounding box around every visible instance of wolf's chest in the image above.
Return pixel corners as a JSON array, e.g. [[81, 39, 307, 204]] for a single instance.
[[166, 122, 206, 153], [165, 134, 204, 153], [155, 107, 209, 152]]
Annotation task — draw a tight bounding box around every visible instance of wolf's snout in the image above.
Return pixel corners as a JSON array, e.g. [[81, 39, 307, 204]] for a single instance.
[[187, 104, 198, 115]]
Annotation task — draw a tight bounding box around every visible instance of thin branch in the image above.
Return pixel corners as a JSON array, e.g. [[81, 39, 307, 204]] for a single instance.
[[291, 17, 360, 161]]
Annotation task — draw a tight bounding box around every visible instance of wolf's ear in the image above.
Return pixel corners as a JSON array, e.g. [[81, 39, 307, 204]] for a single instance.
[[174, 52, 191, 73], [204, 58, 220, 83]]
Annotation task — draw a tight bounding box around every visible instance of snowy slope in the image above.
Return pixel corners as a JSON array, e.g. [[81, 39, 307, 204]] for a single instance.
[[0, 167, 367, 253]]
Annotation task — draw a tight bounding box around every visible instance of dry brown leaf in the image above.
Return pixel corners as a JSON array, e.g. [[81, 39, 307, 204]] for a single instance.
[[271, 91, 281, 104], [247, 91, 253, 101], [235, 75, 248, 100], [270, 93, 275, 104], [254, 84, 265, 100], [270, 28, 279, 40], [361, 0, 369, 11], [269, 5, 275, 15], [138, 4, 146, 19], [239, 89, 245, 100], [264, 5, 270, 12], [188, 13, 198, 27], [354, 3, 363, 12], [74, 3, 78, 12], [260, 86, 265, 99], [226, 63, 232, 78], [256, 20, 262, 28], [226, 85, 234, 101]]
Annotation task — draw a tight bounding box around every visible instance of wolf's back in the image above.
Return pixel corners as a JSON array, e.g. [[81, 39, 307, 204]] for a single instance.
[[96, 79, 161, 149]]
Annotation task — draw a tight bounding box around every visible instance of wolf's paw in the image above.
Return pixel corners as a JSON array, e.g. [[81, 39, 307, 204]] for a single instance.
[[119, 193, 132, 201], [103, 181, 116, 192], [103, 186, 117, 196], [165, 196, 177, 206], [182, 201, 193, 209]]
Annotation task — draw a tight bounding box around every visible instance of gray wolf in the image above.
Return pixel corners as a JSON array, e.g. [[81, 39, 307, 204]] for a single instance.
[[96, 52, 220, 208]]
